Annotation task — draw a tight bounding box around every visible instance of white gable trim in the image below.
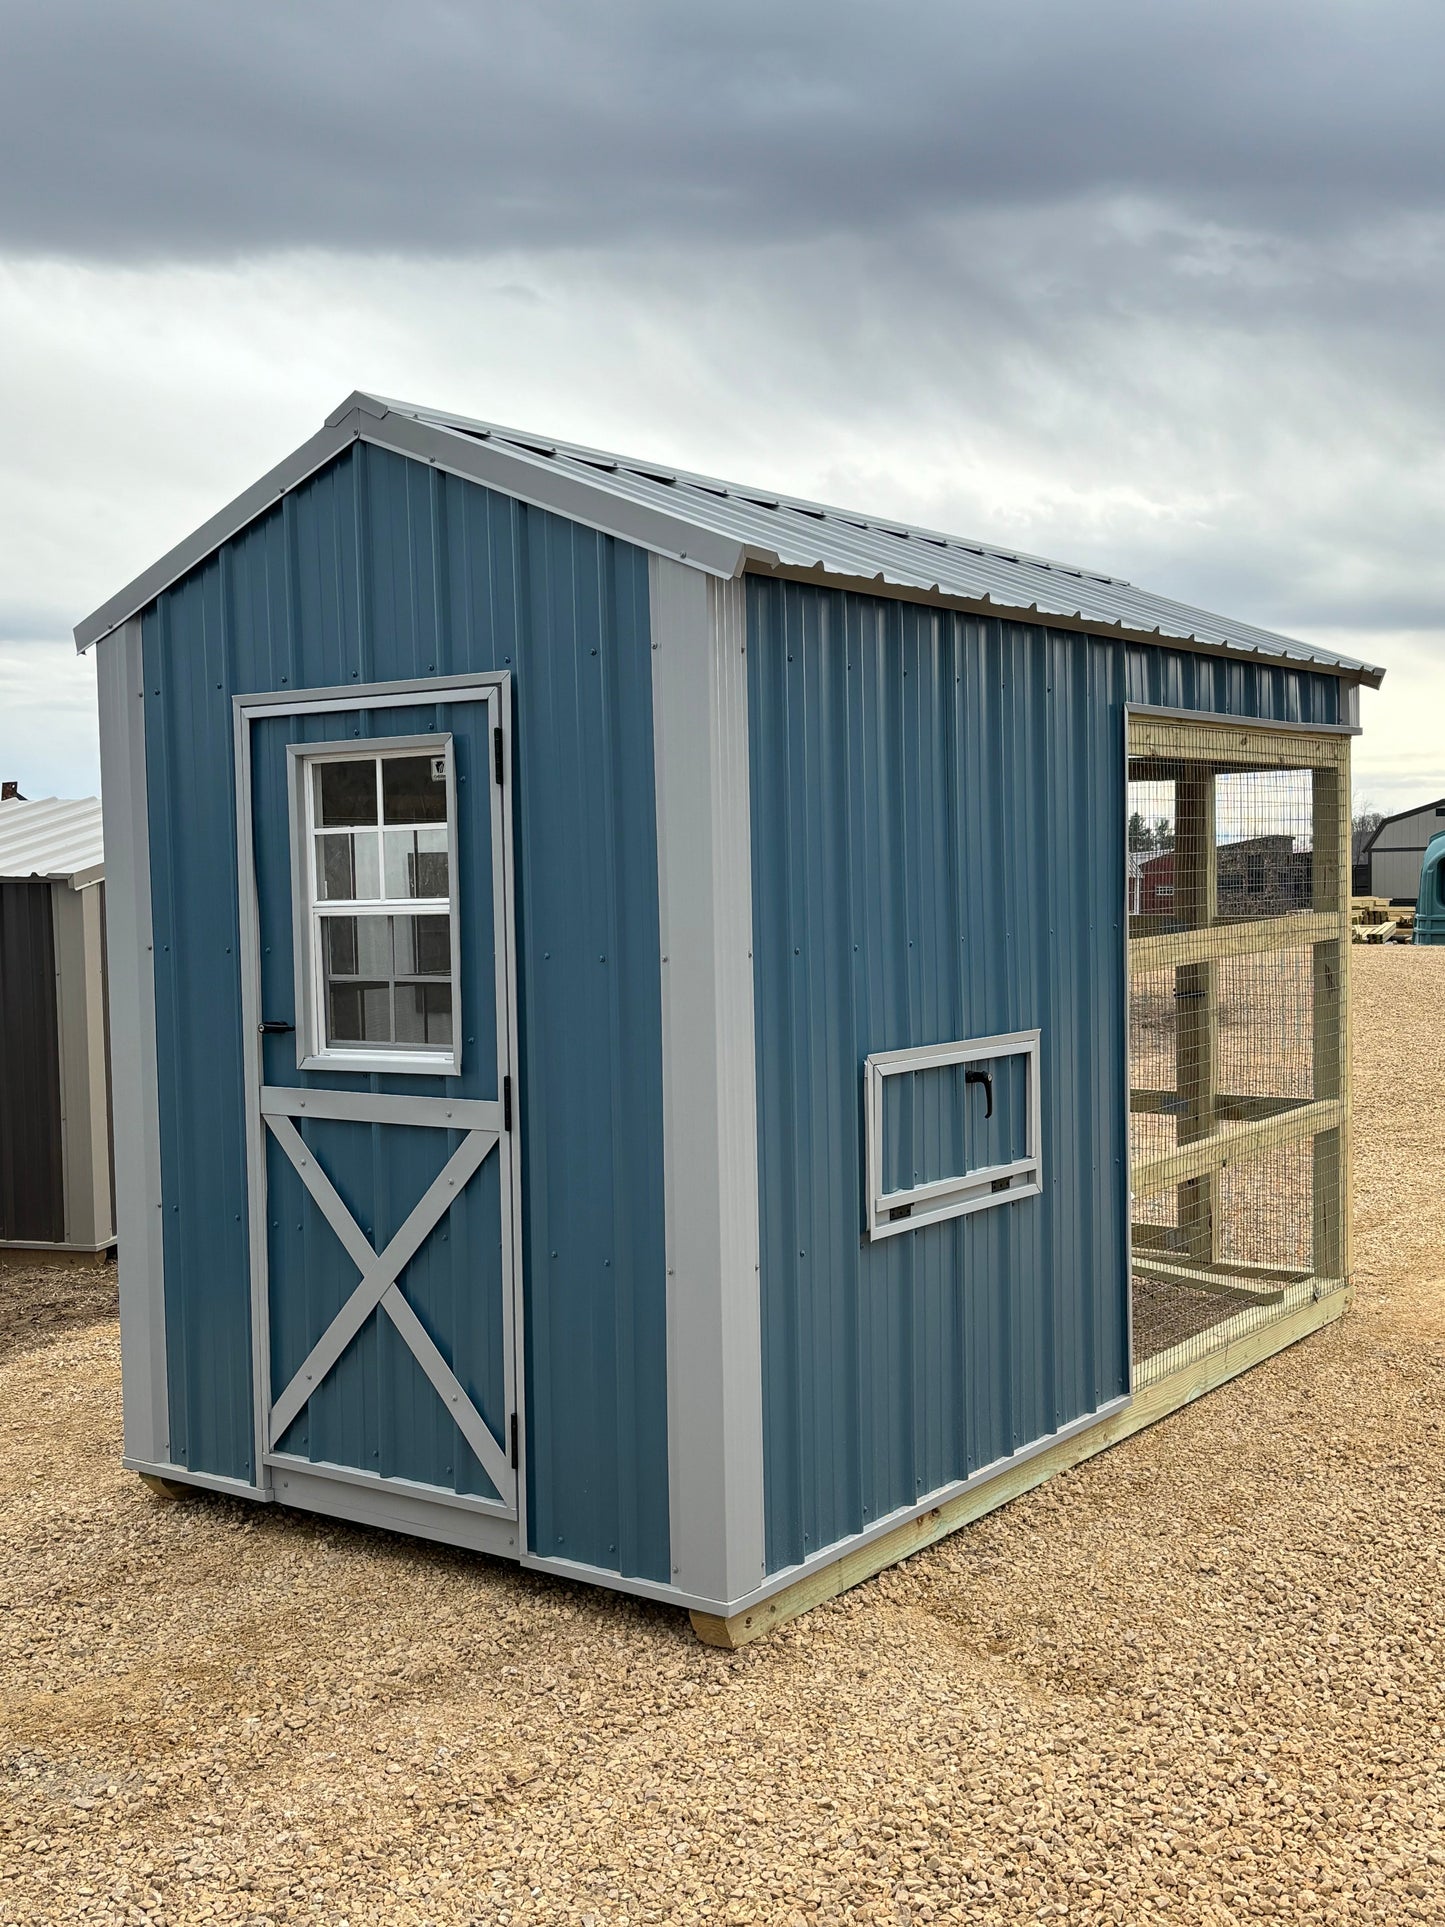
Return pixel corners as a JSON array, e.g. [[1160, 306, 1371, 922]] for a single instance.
[[75, 398, 744, 652]]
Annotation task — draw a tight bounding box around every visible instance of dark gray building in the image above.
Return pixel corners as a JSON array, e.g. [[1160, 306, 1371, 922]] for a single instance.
[[1361, 797, 1445, 900], [0, 795, 114, 1258]]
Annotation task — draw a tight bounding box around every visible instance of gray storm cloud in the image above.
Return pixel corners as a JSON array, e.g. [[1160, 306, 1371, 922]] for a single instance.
[[1, 0, 1442, 259], [0, 0, 1440, 802]]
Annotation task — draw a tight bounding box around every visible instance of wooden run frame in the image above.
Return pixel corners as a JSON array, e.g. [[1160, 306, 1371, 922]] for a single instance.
[[692, 1288, 1346, 1647], [1125, 712, 1352, 1302]]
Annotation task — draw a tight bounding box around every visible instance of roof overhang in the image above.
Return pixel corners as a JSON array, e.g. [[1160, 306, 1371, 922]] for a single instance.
[[74, 392, 1387, 691], [737, 552, 1382, 692], [74, 394, 744, 653]]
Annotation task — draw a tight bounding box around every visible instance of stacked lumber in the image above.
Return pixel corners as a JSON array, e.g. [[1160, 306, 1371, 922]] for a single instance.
[[1351, 897, 1415, 943]]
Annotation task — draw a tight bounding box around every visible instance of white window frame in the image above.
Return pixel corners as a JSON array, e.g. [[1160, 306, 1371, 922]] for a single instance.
[[864, 1028, 1042, 1241], [287, 733, 462, 1076]]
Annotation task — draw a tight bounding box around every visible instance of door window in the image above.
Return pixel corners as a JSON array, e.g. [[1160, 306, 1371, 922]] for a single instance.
[[297, 743, 460, 1071]]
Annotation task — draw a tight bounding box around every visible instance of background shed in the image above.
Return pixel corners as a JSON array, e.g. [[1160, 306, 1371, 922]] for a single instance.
[[0, 794, 115, 1258], [1360, 796, 1445, 901]]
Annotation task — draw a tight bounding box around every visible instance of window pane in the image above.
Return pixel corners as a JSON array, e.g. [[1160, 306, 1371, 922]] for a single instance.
[[307, 747, 457, 1060], [413, 827, 449, 898], [353, 914, 393, 978], [315, 759, 378, 827], [383, 826, 449, 900], [327, 981, 392, 1044], [396, 983, 452, 1046], [426, 984, 453, 1046], [382, 754, 447, 825], [416, 913, 451, 975], [391, 913, 450, 977], [323, 916, 358, 977], [316, 831, 379, 902], [408, 913, 446, 978]]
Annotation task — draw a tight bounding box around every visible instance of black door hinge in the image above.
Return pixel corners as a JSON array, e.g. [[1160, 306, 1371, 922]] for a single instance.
[[502, 1074, 512, 1131], [509, 1411, 519, 1468], [493, 725, 504, 787]]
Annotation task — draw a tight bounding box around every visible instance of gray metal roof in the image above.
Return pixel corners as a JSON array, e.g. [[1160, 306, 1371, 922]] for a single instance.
[[0, 796, 104, 887], [75, 390, 1386, 687], [1362, 795, 1445, 850]]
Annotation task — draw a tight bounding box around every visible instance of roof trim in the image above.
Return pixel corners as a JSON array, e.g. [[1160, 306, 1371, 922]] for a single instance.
[[76, 414, 363, 652], [744, 556, 1381, 693], [73, 392, 1386, 689], [1361, 795, 1445, 851], [75, 395, 744, 652]]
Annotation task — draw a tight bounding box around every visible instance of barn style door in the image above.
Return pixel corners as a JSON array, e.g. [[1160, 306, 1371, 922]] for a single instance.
[[236, 675, 520, 1527]]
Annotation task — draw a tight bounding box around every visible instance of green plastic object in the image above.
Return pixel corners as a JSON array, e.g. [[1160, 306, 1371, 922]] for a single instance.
[[1415, 830, 1445, 944]]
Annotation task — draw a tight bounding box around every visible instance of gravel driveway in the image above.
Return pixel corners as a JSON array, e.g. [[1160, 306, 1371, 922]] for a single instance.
[[2, 946, 1442, 1926]]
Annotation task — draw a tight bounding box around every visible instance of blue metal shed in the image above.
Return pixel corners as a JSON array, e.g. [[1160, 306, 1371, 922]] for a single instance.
[[78, 394, 1383, 1641]]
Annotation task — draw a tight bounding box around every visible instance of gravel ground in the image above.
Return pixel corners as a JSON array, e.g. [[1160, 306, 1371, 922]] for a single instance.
[[1, 946, 1442, 1926]]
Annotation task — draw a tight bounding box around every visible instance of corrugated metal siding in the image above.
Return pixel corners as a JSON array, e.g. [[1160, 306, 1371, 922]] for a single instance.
[[1370, 848, 1429, 901], [1123, 647, 1344, 727], [0, 796, 104, 883], [748, 589, 1349, 1574], [142, 441, 670, 1580], [0, 880, 64, 1242], [880, 1054, 1030, 1196], [748, 584, 1137, 1574]]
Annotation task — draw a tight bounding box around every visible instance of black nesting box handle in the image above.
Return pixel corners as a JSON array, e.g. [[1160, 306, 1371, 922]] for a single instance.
[[965, 1067, 994, 1119]]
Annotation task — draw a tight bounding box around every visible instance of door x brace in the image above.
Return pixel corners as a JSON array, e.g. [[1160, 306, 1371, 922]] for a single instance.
[[264, 1116, 511, 1496]]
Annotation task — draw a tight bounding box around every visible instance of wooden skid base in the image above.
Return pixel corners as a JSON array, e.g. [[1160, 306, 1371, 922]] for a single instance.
[[0, 1242, 116, 1269], [138, 1473, 194, 1501], [690, 1287, 1348, 1650]]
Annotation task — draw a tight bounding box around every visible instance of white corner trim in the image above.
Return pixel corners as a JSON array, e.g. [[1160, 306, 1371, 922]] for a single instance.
[[650, 558, 765, 1603], [96, 617, 170, 1467]]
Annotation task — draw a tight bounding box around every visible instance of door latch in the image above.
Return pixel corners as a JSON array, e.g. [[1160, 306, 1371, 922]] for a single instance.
[[965, 1067, 994, 1119], [258, 1020, 295, 1035]]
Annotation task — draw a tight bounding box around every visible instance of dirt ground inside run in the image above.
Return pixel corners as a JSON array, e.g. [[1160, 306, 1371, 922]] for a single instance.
[[2, 947, 1443, 1927]]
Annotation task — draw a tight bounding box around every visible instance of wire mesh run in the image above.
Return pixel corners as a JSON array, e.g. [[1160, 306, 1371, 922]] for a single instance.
[[1127, 720, 1350, 1387]]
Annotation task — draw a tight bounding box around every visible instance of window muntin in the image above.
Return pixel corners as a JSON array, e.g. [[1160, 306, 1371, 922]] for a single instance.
[[299, 744, 459, 1071]]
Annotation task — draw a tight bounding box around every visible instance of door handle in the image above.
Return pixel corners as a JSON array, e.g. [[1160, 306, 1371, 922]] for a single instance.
[[258, 1020, 295, 1035], [965, 1067, 994, 1119]]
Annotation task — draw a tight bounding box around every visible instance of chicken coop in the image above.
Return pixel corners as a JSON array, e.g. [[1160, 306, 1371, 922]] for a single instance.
[[77, 393, 1380, 1644]]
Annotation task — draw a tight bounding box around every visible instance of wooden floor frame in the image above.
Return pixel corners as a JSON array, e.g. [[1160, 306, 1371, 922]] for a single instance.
[[691, 1284, 1348, 1648]]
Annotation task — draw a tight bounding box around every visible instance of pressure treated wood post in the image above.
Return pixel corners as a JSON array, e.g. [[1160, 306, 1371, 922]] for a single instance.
[[1311, 760, 1350, 1281], [1175, 770, 1218, 1262]]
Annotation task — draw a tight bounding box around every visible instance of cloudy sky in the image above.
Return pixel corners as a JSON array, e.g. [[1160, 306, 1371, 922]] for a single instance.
[[1, 0, 1441, 811]]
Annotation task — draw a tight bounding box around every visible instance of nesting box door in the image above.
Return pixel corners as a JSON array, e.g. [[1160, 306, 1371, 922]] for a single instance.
[[236, 677, 520, 1523]]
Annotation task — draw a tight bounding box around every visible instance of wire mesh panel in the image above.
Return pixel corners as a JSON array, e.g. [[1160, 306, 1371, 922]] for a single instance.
[[1127, 717, 1351, 1387]]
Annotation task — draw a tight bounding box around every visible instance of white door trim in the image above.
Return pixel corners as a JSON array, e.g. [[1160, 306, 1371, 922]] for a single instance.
[[234, 673, 523, 1523]]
